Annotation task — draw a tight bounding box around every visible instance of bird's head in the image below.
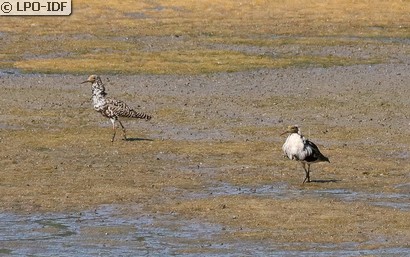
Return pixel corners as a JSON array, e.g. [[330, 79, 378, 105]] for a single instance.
[[280, 125, 300, 135], [81, 75, 98, 84]]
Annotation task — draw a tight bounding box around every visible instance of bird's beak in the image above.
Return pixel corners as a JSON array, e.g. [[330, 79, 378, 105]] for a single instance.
[[280, 130, 289, 136], [81, 80, 90, 84]]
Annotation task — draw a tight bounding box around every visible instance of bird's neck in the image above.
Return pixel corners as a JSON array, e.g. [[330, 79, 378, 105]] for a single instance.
[[291, 131, 305, 142], [91, 79, 107, 98], [92, 77, 107, 96], [91, 79, 107, 110]]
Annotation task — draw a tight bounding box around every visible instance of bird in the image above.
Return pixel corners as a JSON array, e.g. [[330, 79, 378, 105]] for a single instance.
[[81, 75, 152, 142], [281, 125, 329, 183]]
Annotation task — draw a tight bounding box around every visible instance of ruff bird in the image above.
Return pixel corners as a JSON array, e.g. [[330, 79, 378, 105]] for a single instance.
[[81, 75, 152, 142], [281, 125, 329, 183]]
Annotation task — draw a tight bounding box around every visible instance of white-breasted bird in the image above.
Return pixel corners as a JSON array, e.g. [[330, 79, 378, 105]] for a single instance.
[[281, 125, 329, 183]]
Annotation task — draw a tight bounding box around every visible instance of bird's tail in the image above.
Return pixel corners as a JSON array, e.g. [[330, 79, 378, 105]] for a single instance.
[[128, 109, 152, 120], [320, 155, 330, 163]]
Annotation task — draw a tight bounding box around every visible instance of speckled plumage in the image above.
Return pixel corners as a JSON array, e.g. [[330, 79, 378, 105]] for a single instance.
[[281, 125, 329, 183], [82, 75, 152, 142]]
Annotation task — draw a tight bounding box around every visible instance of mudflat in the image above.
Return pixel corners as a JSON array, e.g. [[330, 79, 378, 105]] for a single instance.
[[0, 0, 409, 255], [1, 64, 409, 254]]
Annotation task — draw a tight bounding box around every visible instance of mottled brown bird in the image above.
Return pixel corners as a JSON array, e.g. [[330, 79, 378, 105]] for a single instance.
[[81, 75, 152, 142]]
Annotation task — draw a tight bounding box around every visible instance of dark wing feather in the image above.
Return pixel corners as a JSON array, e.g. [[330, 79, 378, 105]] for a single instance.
[[304, 140, 329, 163]]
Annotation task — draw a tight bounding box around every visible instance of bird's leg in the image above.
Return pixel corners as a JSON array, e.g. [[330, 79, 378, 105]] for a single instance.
[[305, 164, 312, 183], [301, 163, 310, 184], [110, 118, 116, 143], [118, 120, 127, 140]]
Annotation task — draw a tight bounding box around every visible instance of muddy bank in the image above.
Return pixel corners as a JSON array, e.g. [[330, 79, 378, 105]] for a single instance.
[[0, 63, 409, 254]]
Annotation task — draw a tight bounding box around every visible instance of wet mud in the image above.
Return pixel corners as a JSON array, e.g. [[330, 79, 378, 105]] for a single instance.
[[0, 64, 409, 255]]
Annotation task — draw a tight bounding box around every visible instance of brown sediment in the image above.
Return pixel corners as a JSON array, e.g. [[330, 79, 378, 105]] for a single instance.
[[0, 64, 409, 251]]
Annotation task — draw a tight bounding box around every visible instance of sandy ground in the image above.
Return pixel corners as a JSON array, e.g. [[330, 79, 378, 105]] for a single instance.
[[0, 63, 409, 253]]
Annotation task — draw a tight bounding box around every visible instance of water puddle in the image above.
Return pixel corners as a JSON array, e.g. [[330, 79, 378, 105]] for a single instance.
[[1, 204, 408, 256], [181, 182, 410, 211], [1, 183, 408, 256], [315, 188, 410, 211], [0, 205, 224, 256]]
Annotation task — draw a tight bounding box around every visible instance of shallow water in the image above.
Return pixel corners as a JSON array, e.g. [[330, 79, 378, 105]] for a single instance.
[[1, 206, 408, 256], [0, 205, 223, 256], [1, 182, 408, 256], [184, 182, 410, 211]]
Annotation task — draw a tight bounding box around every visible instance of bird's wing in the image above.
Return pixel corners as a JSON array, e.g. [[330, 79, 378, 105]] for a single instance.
[[305, 139, 319, 150], [105, 97, 151, 120], [106, 98, 134, 116], [304, 139, 326, 162]]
